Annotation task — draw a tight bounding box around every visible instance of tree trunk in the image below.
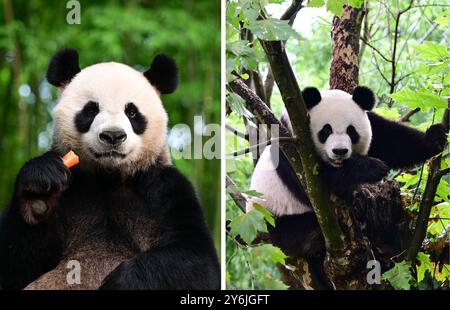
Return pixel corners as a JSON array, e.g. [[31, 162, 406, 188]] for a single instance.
[[330, 6, 365, 93], [277, 181, 410, 290]]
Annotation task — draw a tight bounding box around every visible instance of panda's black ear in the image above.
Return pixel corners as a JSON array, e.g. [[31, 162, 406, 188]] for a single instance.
[[46, 48, 81, 87], [144, 54, 178, 94], [302, 87, 322, 110], [352, 86, 376, 110]]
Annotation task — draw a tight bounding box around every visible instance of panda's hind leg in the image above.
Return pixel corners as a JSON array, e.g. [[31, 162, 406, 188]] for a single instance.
[[269, 212, 333, 289], [269, 212, 324, 258]]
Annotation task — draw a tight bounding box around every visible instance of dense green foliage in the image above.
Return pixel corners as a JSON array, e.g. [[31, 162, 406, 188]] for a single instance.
[[226, 0, 449, 289], [0, 0, 221, 251]]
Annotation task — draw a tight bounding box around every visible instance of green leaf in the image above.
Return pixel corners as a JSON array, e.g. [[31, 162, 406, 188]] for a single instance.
[[253, 244, 287, 265], [326, 0, 345, 17], [411, 41, 449, 61], [441, 264, 450, 281], [237, 0, 263, 21], [348, 0, 364, 8], [229, 210, 267, 244], [226, 58, 238, 82], [416, 252, 432, 283], [396, 173, 420, 188], [227, 40, 259, 72], [308, 0, 325, 7], [389, 89, 447, 110], [227, 92, 254, 118], [241, 189, 263, 198], [435, 10, 450, 30], [253, 203, 275, 227], [382, 261, 413, 290], [249, 18, 300, 41], [373, 106, 401, 121]]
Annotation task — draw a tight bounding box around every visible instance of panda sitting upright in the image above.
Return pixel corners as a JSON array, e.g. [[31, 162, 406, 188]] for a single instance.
[[248, 86, 447, 288], [0, 48, 220, 290]]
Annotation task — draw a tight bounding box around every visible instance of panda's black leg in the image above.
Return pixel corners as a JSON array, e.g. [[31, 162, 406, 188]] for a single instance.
[[0, 152, 66, 289], [269, 213, 325, 258], [99, 240, 220, 290], [268, 213, 333, 290]]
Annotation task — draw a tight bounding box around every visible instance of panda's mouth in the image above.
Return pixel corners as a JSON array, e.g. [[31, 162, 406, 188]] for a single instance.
[[89, 148, 127, 159], [328, 157, 345, 167]]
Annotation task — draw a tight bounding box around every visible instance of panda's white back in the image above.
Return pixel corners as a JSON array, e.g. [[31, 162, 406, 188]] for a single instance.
[[247, 145, 312, 216]]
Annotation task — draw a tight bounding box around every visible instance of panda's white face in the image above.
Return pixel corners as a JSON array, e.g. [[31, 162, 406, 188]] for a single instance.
[[52, 62, 169, 175], [309, 90, 372, 167]]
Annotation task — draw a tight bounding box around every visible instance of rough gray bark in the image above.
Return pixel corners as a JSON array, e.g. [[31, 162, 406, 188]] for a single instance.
[[330, 6, 365, 93]]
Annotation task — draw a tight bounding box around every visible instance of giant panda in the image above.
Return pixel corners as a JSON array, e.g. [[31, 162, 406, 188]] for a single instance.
[[247, 86, 447, 289], [0, 48, 220, 290]]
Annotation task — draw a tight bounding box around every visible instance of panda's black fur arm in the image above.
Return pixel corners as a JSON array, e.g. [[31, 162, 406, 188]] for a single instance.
[[0, 152, 65, 289], [274, 149, 311, 205], [321, 155, 389, 197], [99, 166, 220, 290], [368, 112, 447, 169]]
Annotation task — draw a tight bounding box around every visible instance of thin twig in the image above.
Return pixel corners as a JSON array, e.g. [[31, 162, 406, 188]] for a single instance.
[[390, 0, 414, 94], [227, 137, 297, 157], [225, 124, 249, 140], [400, 108, 421, 122], [226, 175, 247, 213], [360, 37, 392, 63]]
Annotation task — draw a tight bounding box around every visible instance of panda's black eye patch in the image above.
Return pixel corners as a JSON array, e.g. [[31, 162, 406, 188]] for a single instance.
[[318, 124, 332, 143], [125, 102, 147, 135], [347, 125, 360, 144], [75, 101, 99, 133]]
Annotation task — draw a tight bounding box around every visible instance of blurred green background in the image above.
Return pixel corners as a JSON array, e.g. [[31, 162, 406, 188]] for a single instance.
[[0, 0, 221, 252]]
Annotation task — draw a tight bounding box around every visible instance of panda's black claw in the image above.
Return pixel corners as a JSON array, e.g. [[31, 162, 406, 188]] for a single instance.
[[425, 124, 447, 156], [14, 151, 71, 224]]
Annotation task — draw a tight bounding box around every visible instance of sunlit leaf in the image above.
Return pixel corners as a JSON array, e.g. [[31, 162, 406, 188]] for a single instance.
[[326, 0, 345, 17], [382, 261, 413, 290], [411, 41, 449, 61], [253, 244, 287, 265], [416, 252, 432, 283], [229, 210, 268, 244], [389, 89, 447, 110], [253, 203, 275, 227], [249, 18, 300, 41], [308, 0, 325, 7]]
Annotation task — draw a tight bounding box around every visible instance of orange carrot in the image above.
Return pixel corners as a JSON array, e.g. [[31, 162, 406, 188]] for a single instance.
[[62, 150, 79, 168]]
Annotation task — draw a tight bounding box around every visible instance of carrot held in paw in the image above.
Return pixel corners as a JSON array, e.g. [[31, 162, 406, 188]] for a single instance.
[[62, 150, 79, 168]]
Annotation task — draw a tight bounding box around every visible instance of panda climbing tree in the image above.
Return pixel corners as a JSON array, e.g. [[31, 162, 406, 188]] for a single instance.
[[226, 0, 449, 290]]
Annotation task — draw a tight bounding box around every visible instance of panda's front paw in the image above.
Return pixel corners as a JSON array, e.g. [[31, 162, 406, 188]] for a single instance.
[[363, 157, 389, 183], [425, 124, 447, 157], [15, 151, 71, 225]]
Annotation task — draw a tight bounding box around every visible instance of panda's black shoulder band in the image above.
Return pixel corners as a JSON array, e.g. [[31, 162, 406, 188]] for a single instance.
[[144, 54, 178, 94], [352, 86, 376, 111], [47, 48, 81, 87], [302, 87, 322, 110]]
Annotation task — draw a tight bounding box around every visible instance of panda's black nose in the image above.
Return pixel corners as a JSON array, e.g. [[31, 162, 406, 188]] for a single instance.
[[99, 129, 127, 146], [332, 148, 348, 156]]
